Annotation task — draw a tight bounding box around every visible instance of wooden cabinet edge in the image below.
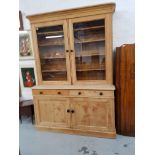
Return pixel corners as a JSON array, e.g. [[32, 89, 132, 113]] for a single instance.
[[27, 3, 115, 23], [35, 125, 116, 138]]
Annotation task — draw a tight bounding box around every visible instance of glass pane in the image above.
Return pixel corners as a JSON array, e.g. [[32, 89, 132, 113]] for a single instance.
[[73, 19, 106, 80], [36, 25, 67, 81]]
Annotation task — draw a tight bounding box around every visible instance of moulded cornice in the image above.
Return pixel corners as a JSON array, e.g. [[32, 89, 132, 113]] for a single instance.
[[27, 3, 116, 24]]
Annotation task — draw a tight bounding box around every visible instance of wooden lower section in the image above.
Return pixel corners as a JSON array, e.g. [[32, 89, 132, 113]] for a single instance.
[[35, 125, 116, 138], [32, 86, 116, 138]]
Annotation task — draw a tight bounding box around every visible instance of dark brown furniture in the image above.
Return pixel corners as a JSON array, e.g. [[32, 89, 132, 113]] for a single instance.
[[19, 11, 23, 30], [115, 44, 135, 136], [19, 100, 34, 124]]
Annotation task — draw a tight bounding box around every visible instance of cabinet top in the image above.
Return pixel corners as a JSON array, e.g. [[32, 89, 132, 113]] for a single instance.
[[32, 84, 115, 90], [27, 3, 115, 24]]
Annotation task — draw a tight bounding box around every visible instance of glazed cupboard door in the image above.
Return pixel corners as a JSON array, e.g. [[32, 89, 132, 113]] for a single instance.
[[32, 20, 71, 85], [70, 98, 115, 132], [69, 15, 113, 84], [34, 96, 71, 128]]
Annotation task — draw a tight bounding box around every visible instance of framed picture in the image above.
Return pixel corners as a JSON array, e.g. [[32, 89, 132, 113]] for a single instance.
[[21, 67, 36, 87], [19, 11, 23, 30], [19, 31, 34, 60], [19, 62, 37, 99]]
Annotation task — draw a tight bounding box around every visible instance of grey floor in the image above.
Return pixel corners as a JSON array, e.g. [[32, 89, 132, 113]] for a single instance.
[[19, 117, 135, 155]]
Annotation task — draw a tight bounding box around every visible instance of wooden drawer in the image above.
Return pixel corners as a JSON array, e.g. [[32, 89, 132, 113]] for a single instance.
[[33, 89, 69, 96], [33, 89, 114, 98], [69, 90, 113, 98]]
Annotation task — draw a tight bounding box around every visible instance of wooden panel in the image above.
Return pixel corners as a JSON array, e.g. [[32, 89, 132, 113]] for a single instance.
[[34, 96, 70, 128], [115, 44, 135, 136], [71, 98, 115, 132]]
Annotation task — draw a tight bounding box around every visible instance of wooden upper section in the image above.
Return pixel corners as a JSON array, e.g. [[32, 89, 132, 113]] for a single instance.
[[27, 3, 115, 24]]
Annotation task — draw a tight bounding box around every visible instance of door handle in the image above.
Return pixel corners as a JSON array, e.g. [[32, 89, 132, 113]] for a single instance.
[[67, 109, 75, 113], [67, 109, 70, 113], [71, 110, 75, 113]]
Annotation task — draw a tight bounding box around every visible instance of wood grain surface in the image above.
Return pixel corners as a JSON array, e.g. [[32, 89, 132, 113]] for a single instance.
[[115, 44, 135, 136]]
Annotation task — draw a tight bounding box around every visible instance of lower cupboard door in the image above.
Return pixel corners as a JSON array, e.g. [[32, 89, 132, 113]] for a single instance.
[[71, 98, 115, 132], [35, 97, 70, 128]]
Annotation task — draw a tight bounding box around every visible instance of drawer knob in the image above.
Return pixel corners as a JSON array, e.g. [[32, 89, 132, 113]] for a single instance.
[[40, 91, 43, 94], [78, 92, 81, 95], [99, 92, 103, 96], [67, 109, 70, 113], [71, 110, 75, 113], [57, 92, 61, 95]]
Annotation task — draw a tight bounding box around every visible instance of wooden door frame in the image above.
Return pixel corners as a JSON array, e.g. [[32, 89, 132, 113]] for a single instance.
[[70, 97, 115, 131], [68, 14, 113, 84], [34, 96, 71, 128], [31, 20, 71, 85]]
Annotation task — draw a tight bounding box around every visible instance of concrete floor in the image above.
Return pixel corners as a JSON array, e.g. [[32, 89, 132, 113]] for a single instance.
[[19, 117, 135, 155]]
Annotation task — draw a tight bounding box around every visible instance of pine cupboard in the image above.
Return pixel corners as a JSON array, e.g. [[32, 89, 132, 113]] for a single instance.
[[28, 3, 116, 138]]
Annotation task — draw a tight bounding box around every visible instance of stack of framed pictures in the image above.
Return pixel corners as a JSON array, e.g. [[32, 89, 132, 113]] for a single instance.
[[19, 11, 36, 98]]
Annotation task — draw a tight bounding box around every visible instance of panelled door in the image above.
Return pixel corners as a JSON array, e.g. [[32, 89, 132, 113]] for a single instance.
[[34, 96, 71, 128], [32, 20, 71, 85], [70, 98, 115, 132], [68, 14, 113, 84]]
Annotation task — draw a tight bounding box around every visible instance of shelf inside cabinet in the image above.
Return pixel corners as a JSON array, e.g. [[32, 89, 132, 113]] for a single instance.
[[41, 62, 66, 72], [41, 57, 65, 59], [76, 63, 105, 71], [75, 50, 105, 57], [42, 71, 67, 81], [38, 39, 64, 46], [39, 42, 64, 47], [75, 36, 105, 44], [76, 70, 106, 80], [37, 30, 63, 35], [42, 76, 67, 81], [76, 68, 105, 72], [74, 25, 105, 31], [41, 55, 65, 59], [42, 69, 67, 73]]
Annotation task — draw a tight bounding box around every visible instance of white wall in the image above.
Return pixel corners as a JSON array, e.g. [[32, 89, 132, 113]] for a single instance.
[[19, 0, 135, 47], [19, 0, 135, 99]]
